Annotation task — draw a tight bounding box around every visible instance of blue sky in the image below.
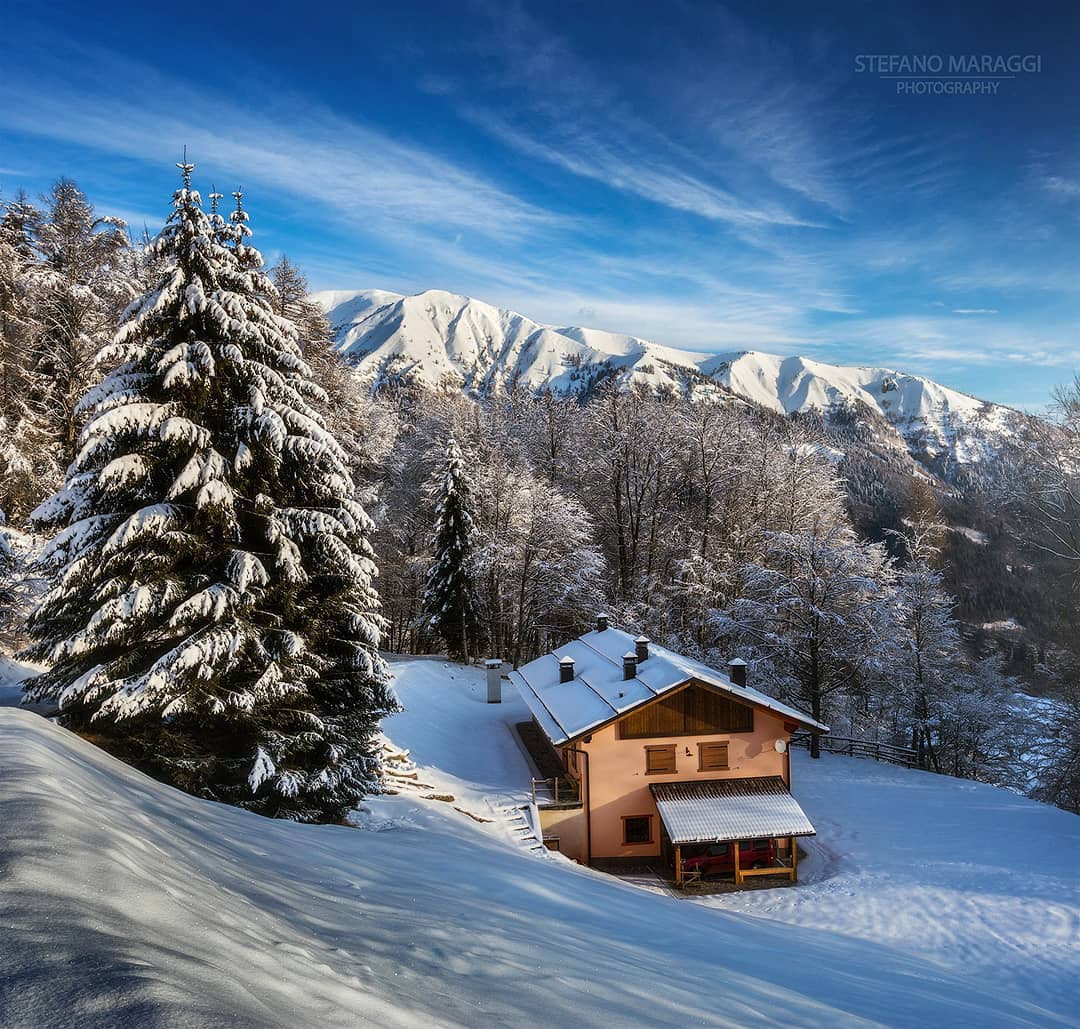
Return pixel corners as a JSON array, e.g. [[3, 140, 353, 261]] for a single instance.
[[2, 0, 1078, 408]]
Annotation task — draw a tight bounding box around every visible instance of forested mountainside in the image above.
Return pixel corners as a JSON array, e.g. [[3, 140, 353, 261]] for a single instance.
[[318, 288, 1060, 676]]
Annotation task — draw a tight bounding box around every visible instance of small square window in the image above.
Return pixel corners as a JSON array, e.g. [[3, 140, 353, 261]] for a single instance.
[[624, 815, 653, 845]]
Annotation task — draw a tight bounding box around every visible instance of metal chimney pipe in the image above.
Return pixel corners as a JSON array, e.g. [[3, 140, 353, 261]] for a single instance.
[[596, 613, 609, 632], [486, 659, 504, 703], [728, 658, 747, 688], [635, 635, 649, 663], [623, 652, 637, 681], [559, 655, 575, 683]]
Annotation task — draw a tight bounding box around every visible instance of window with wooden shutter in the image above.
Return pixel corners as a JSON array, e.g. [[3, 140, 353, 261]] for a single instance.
[[645, 744, 677, 775], [698, 741, 729, 771]]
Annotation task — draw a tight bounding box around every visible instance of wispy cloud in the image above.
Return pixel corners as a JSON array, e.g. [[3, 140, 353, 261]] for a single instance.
[[0, 36, 558, 249], [953, 308, 999, 315], [448, 3, 833, 232], [461, 108, 819, 229], [823, 313, 1080, 373], [1043, 175, 1080, 197]]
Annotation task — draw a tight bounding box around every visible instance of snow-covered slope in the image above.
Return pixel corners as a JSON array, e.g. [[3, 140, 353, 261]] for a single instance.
[[3, 659, 1076, 1026], [315, 288, 1020, 468]]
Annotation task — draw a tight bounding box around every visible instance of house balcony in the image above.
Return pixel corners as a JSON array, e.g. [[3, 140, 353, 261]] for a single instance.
[[516, 720, 582, 809], [530, 776, 582, 809]]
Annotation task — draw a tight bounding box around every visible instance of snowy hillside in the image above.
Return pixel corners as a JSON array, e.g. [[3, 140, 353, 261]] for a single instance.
[[3, 658, 1076, 1027], [316, 288, 1022, 468]]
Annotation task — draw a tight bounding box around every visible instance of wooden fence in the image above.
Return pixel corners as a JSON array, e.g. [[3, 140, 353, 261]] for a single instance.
[[789, 732, 919, 769]]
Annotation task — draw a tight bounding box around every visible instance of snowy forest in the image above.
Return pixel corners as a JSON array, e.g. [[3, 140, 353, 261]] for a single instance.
[[1, 169, 1079, 819]]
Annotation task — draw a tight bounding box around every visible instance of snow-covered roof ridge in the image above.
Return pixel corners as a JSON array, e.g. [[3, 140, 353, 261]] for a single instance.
[[510, 626, 827, 745]]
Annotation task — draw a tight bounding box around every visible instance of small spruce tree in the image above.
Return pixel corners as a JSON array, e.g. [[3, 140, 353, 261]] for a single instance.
[[422, 437, 482, 661], [24, 161, 398, 822]]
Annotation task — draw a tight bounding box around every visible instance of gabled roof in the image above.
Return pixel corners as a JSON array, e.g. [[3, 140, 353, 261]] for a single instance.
[[651, 777, 816, 845], [508, 627, 828, 745]]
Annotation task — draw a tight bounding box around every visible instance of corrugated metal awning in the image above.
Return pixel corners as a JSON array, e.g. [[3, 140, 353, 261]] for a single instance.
[[650, 777, 815, 845]]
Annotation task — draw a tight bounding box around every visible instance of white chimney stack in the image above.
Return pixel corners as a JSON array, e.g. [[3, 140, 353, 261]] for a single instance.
[[486, 659, 504, 703]]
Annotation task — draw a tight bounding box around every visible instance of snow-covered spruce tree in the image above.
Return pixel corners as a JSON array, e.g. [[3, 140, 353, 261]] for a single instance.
[[269, 255, 331, 353], [28, 179, 136, 471], [422, 436, 482, 661], [0, 195, 54, 520], [23, 162, 398, 822], [268, 254, 393, 480], [0, 512, 17, 647]]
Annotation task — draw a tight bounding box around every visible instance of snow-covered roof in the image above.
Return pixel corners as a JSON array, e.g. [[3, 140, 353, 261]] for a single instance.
[[650, 777, 816, 845], [509, 627, 827, 745]]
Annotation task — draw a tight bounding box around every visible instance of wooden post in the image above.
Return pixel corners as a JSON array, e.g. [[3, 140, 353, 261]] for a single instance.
[[733, 840, 741, 885], [675, 845, 682, 888], [791, 836, 798, 881]]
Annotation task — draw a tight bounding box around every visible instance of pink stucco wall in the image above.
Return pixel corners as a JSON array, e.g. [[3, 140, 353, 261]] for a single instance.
[[565, 688, 794, 862]]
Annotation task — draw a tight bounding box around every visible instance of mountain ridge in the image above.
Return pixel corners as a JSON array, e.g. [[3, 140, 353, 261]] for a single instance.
[[315, 287, 1023, 473]]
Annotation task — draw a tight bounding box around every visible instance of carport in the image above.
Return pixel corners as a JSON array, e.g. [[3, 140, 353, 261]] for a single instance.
[[650, 777, 816, 887]]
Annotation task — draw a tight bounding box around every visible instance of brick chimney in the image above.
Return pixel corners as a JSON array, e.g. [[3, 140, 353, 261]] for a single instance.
[[623, 651, 637, 680], [728, 657, 747, 688], [635, 635, 649, 663], [559, 655, 575, 683]]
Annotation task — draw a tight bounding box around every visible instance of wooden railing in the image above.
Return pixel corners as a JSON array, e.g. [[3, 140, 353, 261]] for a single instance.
[[790, 732, 919, 769], [531, 776, 581, 807]]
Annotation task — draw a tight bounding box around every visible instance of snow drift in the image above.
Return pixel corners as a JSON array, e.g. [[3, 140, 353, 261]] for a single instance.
[[2, 658, 1077, 1027]]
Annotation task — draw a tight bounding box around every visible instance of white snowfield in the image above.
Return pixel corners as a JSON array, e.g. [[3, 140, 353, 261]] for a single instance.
[[314, 287, 1019, 466], [1, 658, 1077, 1027]]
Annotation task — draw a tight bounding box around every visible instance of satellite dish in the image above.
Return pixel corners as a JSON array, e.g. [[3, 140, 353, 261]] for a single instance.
[[775, 739, 788, 753]]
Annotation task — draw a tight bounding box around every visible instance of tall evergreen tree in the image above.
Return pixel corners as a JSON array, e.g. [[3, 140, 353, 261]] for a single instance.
[[0, 512, 16, 647], [0, 195, 60, 520], [24, 162, 397, 822], [422, 437, 482, 661], [268, 255, 385, 479], [268, 255, 331, 353], [28, 179, 136, 470]]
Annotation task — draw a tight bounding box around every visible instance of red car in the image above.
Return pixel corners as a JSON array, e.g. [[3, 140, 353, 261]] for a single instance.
[[682, 838, 776, 876]]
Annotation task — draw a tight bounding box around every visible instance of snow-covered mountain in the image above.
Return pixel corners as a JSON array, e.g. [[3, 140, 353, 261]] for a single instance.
[[315, 288, 1023, 471]]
